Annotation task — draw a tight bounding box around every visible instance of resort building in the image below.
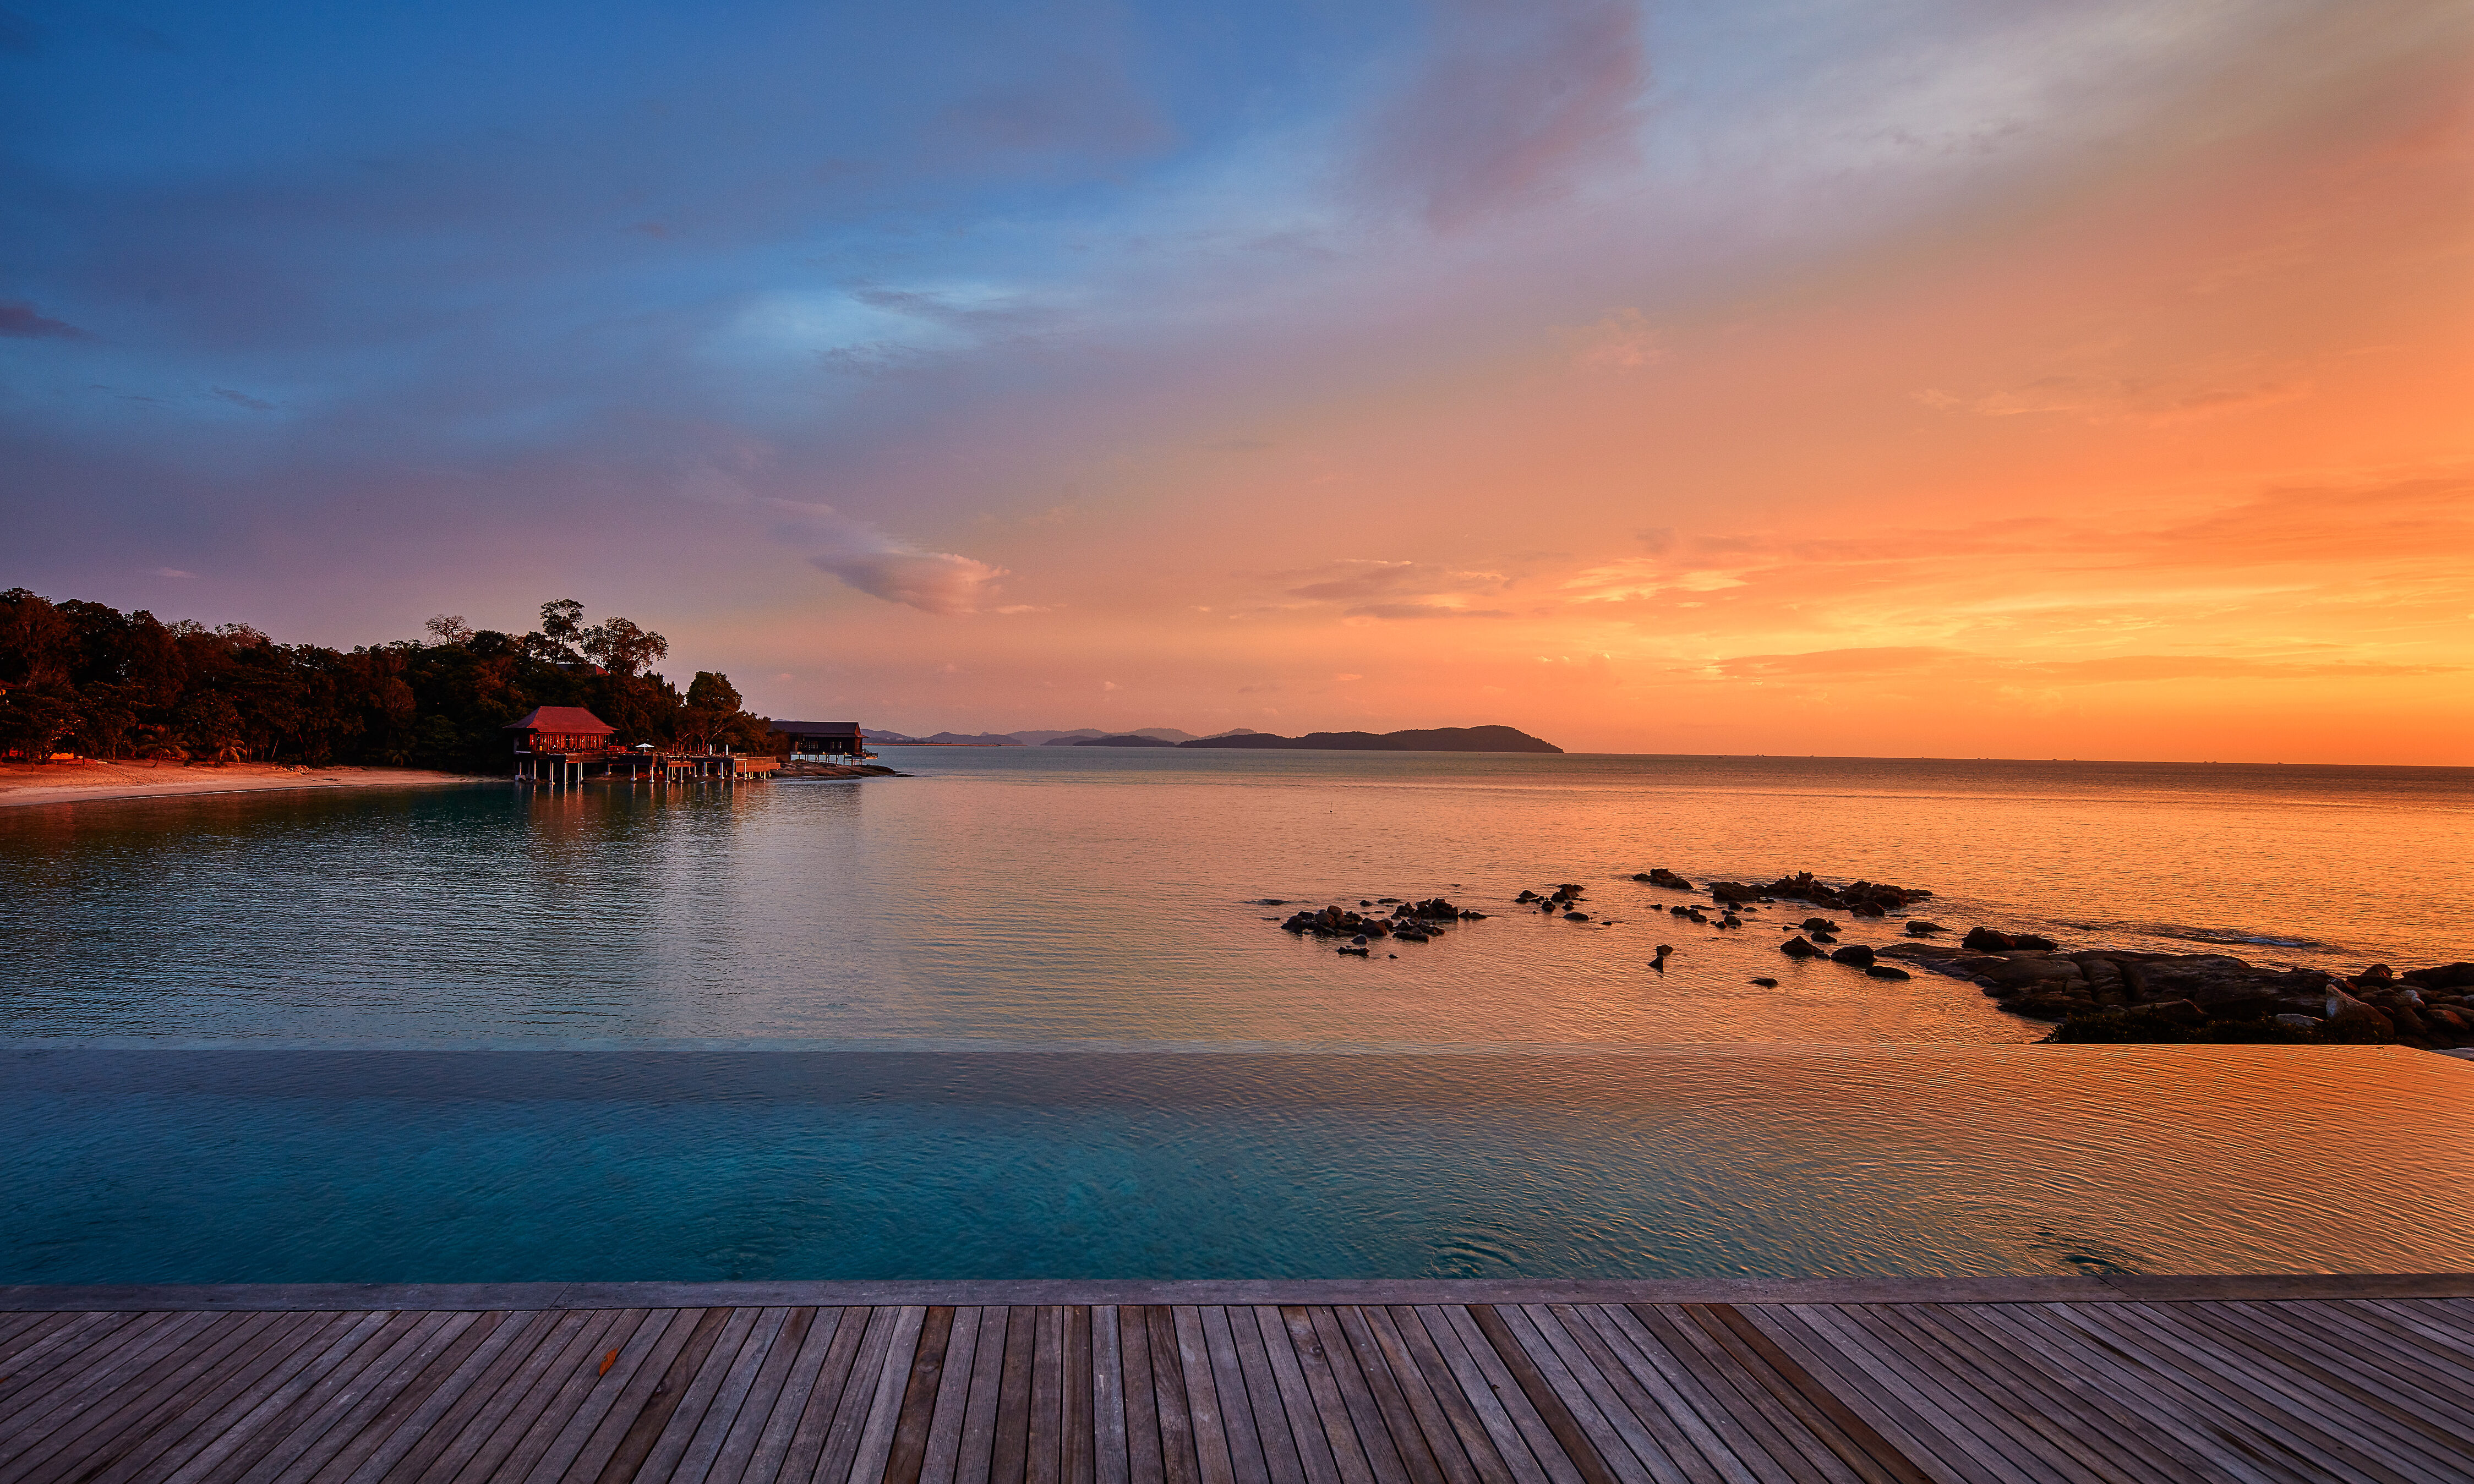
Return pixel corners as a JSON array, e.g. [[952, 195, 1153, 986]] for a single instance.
[[771, 720, 866, 759], [506, 704, 775, 786]]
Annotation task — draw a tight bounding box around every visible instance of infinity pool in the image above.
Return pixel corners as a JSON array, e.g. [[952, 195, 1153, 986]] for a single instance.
[[9, 1046, 2470, 1284]]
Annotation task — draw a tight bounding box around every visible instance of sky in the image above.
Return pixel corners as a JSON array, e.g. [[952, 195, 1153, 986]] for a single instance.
[[3, 0, 2468, 762]]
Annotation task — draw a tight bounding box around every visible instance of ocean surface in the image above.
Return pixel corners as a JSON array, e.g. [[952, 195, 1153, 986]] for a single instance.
[[4, 749, 2470, 1282]]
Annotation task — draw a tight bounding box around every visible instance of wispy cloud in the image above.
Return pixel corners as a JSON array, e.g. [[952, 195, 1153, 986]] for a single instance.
[[766, 499, 1007, 616]]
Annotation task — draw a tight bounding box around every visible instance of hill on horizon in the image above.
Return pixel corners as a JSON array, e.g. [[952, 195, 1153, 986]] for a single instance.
[[1181, 725, 1560, 753]]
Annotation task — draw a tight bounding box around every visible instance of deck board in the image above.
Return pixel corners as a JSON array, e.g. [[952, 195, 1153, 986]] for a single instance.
[[2, 1283, 2470, 1484]]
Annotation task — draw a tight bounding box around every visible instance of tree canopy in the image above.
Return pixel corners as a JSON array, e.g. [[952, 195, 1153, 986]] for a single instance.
[[0, 590, 780, 769]]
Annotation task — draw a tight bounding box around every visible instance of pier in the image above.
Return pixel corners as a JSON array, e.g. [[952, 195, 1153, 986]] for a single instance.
[[2, 1275, 2467, 1483]]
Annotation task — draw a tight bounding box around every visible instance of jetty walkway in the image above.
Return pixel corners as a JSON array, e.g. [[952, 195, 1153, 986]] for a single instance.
[[2, 1277, 2468, 1484]]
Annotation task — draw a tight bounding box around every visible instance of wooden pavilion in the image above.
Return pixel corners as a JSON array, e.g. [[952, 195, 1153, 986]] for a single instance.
[[505, 705, 775, 788], [772, 720, 867, 759]]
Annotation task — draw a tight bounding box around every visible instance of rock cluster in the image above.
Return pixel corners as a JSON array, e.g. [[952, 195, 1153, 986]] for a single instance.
[[1278, 897, 1482, 949], [1633, 869, 1694, 890], [1712, 872, 1929, 916], [1887, 939, 2474, 1049]]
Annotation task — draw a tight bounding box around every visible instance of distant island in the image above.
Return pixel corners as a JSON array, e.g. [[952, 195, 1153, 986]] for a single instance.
[[1071, 734, 1177, 747], [1181, 725, 1560, 753]]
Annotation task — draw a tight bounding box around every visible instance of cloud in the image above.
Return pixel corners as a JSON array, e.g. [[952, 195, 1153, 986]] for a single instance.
[[1353, 0, 1647, 229], [0, 300, 93, 339], [1345, 602, 1510, 620], [151, 567, 198, 579], [1568, 308, 1663, 370], [209, 387, 275, 411], [1915, 371, 2314, 426], [1280, 558, 1513, 618], [764, 499, 1007, 615]]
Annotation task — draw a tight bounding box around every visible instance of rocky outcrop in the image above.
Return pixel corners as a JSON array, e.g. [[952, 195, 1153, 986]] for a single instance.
[[1884, 939, 2474, 1049], [1277, 896, 1484, 948]]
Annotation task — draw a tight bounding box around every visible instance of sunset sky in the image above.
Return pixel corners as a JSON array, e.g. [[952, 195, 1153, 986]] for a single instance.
[[4, 0, 2468, 762]]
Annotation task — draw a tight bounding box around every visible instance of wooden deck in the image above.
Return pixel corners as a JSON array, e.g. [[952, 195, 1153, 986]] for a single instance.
[[2, 1278, 2469, 1484]]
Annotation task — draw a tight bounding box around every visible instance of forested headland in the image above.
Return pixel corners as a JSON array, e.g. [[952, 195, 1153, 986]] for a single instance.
[[0, 592, 780, 771]]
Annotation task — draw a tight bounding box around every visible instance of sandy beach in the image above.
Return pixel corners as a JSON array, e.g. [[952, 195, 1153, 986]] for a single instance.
[[0, 759, 479, 809]]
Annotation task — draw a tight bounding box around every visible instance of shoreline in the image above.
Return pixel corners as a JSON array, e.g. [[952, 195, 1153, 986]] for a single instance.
[[0, 760, 479, 810]]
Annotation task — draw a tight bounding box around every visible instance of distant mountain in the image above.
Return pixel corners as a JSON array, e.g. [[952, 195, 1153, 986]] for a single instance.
[[915, 731, 1025, 746], [1073, 733, 1177, 747], [1028, 726, 1205, 745], [860, 727, 920, 742], [1180, 725, 1561, 753]]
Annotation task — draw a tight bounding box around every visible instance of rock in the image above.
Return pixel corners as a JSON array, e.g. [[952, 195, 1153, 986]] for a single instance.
[[1338, 946, 1369, 957], [1904, 921, 1945, 935], [2011, 934, 2058, 951], [1751, 977, 1779, 988], [2426, 1005, 2471, 1031], [1781, 937, 1822, 959], [2141, 999, 2207, 1026], [1810, 932, 1838, 944], [1394, 929, 1430, 943], [1865, 965, 1912, 981], [2355, 963, 2395, 984], [1646, 868, 1693, 889], [2389, 1004, 2429, 1037], [2325, 999, 2395, 1043], [1800, 918, 1839, 933], [2401, 962, 2474, 990], [1962, 928, 2016, 951], [1707, 881, 1759, 905], [1829, 945, 1877, 967], [2273, 1014, 2321, 1030], [1565, 912, 1591, 922]]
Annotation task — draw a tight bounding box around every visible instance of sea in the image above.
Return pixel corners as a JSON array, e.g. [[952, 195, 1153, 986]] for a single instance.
[[4, 748, 2470, 1283]]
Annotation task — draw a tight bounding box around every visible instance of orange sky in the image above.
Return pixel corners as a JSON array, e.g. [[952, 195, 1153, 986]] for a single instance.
[[12, 1, 2468, 762], [706, 20, 2471, 762]]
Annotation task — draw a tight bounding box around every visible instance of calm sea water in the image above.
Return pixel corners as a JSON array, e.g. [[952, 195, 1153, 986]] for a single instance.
[[4, 750, 2470, 1281]]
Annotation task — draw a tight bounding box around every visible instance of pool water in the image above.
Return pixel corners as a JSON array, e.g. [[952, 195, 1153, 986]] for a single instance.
[[7, 1046, 2469, 1284]]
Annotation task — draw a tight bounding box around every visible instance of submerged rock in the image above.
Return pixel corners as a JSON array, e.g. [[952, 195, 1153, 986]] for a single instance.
[[1865, 965, 1912, 981], [1781, 937, 1822, 959], [1829, 944, 1877, 967]]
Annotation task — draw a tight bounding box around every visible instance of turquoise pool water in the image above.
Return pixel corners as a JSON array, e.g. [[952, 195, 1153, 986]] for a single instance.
[[7, 1047, 2470, 1283]]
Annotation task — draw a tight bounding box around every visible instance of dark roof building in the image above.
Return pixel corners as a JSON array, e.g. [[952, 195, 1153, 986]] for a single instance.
[[503, 706, 617, 754], [772, 719, 865, 757]]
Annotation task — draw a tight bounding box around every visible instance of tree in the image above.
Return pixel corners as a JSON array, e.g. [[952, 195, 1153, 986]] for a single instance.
[[527, 599, 586, 663], [424, 614, 474, 644], [581, 615, 668, 678], [682, 671, 742, 751]]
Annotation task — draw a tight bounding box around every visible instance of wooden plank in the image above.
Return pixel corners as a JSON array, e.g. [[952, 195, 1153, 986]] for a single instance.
[[442, 1307, 620, 1484], [2171, 1302, 2474, 1480], [1361, 1306, 1499, 1484], [2049, 1302, 2417, 1484], [1065, 1305, 1095, 1484], [1722, 1306, 1985, 1484], [2356, 1300, 2474, 1363], [1506, 1304, 1701, 1484], [13, 1312, 288, 1484], [210, 1310, 450, 1484], [633, 1306, 767, 1484], [669, 1306, 794, 1484], [1948, 1304, 2291, 1484], [1247, 1308, 1351, 1484], [1871, 1304, 2200, 1484], [992, 1307, 1039, 1484], [1298, 1308, 1413, 1484], [2331, 1302, 2474, 1386], [1553, 1305, 1763, 1484], [1030, 1307, 1067, 1484], [1143, 1307, 1202, 1484], [782, 1306, 896, 1484], [299, 1311, 516, 1484], [954, 1306, 1013, 1484], [886, 1306, 959, 1484], [1330, 1307, 1452, 1484], [100, 1313, 347, 1484], [761, 1308, 872, 1484], [1612, 1306, 1844, 1484], [1428, 1308, 1583, 1484], [1171, 1307, 1237, 1484], [1673, 1307, 1927, 1484], [920, 1307, 984, 1484], [1460, 1307, 1620, 1484], [1223, 1306, 1309, 1484], [0, 1310, 173, 1438], [489, 1309, 663, 1484], [1408, 1309, 1559, 1484], [708, 1306, 823, 1484], [1788, 1305, 2087, 1484], [848, 1307, 932, 1484], [2055, 1302, 2429, 1484], [160, 1312, 400, 1484], [359, 1307, 566, 1484], [1091, 1306, 1129, 1484], [2216, 1301, 2474, 1437], [586, 1307, 735, 1484], [2292, 1301, 2474, 1397], [813, 1307, 913, 1484], [1118, 1308, 1166, 1484], [0, 1310, 213, 1467], [1195, 1308, 1269, 1484], [253, 1311, 480, 1484]]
